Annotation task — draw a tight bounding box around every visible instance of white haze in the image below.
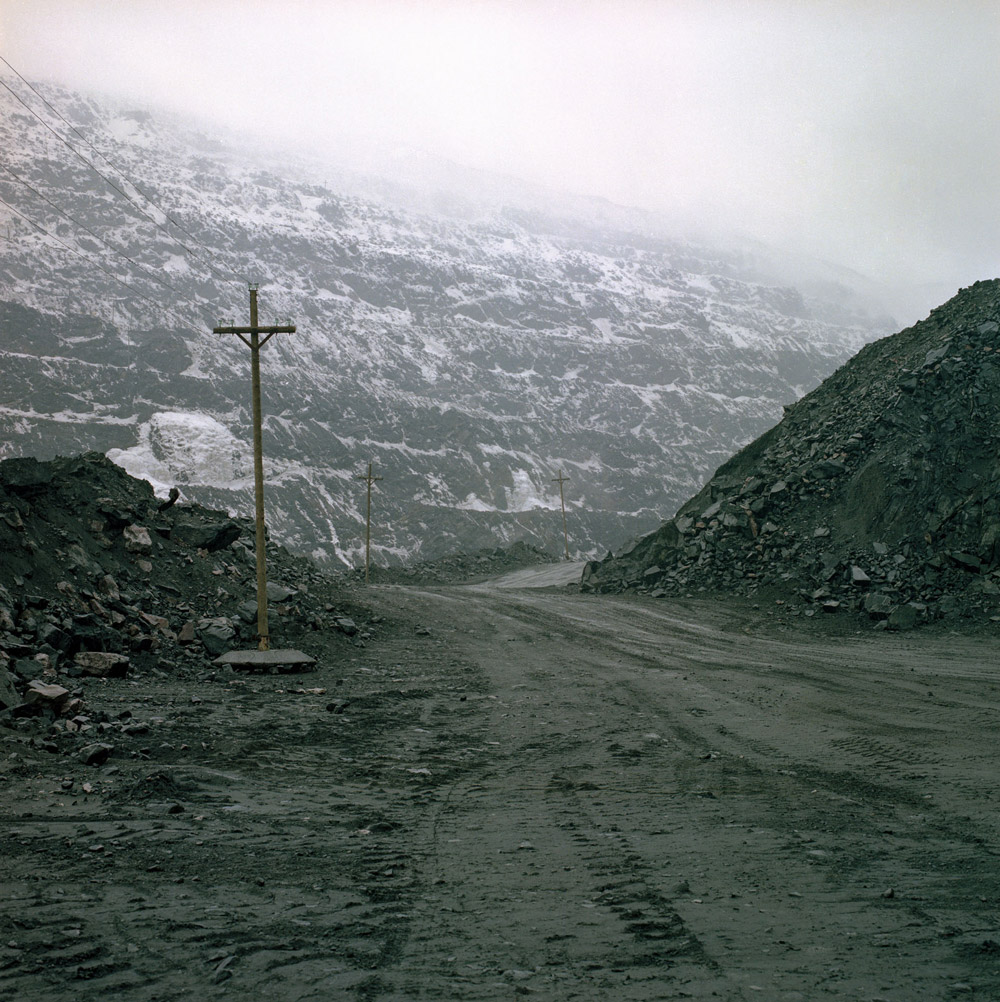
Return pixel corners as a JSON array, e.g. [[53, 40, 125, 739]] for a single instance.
[[3, 0, 999, 324]]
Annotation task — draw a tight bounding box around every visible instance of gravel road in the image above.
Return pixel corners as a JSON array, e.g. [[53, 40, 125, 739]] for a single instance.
[[3, 574, 999, 1000]]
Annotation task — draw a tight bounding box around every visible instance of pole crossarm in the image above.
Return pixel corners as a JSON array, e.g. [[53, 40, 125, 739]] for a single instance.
[[354, 466, 384, 486], [212, 326, 297, 333], [212, 325, 295, 350]]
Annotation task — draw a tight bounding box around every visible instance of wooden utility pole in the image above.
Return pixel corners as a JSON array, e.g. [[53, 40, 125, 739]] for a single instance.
[[552, 470, 571, 560], [110, 297, 129, 326], [213, 284, 295, 650], [355, 461, 383, 584]]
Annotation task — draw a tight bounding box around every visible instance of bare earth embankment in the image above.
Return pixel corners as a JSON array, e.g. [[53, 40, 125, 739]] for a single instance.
[[3, 567, 999, 1001]]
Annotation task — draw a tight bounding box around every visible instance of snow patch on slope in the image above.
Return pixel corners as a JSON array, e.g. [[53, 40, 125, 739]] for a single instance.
[[107, 411, 248, 496], [506, 469, 552, 512], [457, 493, 495, 512]]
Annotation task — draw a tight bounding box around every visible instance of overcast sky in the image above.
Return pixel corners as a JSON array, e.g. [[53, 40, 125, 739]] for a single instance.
[[2, 0, 999, 313]]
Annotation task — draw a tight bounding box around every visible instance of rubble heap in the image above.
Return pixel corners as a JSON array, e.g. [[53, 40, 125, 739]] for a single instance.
[[367, 540, 557, 586], [0, 453, 377, 724], [582, 280, 1000, 629]]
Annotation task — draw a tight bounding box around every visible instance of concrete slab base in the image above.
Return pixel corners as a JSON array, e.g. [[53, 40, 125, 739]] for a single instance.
[[213, 649, 317, 673]]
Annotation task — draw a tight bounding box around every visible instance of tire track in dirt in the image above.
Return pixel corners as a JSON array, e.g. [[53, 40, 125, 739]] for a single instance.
[[385, 584, 1000, 999], [5, 583, 1000, 999]]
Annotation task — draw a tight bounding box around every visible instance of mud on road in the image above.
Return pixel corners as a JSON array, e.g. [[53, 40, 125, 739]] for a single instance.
[[3, 569, 1000, 1000]]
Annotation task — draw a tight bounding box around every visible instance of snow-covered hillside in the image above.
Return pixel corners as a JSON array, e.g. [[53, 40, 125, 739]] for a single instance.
[[0, 81, 895, 565]]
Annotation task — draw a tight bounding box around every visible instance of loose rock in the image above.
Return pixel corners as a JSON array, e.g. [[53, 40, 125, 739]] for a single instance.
[[581, 280, 1000, 630]]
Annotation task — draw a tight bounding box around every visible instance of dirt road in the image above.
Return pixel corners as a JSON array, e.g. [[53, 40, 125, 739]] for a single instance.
[[3, 572, 1000, 1000]]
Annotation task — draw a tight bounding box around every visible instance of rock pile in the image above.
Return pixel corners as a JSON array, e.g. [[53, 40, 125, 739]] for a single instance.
[[0, 452, 378, 741], [582, 280, 1000, 629], [366, 540, 557, 586]]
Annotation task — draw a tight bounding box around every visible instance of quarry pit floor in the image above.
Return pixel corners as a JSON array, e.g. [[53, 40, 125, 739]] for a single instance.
[[3, 567, 999, 1001]]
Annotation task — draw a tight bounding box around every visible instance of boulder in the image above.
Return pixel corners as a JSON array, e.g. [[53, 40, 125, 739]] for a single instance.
[[863, 592, 895, 618], [123, 525, 153, 554], [809, 458, 846, 480], [196, 617, 237, 656], [171, 519, 242, 552], [335, 616, 358, 636], [78, 742, 114, 766], [24, 680, 71, 712], [949, 551, 982, 573], [74, 651, 129, 678], [96, 499, 134, 531], [0, 669, 20, 710], [36, 622, 72, 652], [139, 612, 175, 639], [10, 658, 38, 682], [236, 600, 258, 624], [887, 604, 920, 630]]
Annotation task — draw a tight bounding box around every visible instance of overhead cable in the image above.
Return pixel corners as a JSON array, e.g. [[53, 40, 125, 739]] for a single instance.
[[1, 161, 193, 304], [0, 54, 244, 286], [0, 68, 238, 288], [0, 192, 211, 333]]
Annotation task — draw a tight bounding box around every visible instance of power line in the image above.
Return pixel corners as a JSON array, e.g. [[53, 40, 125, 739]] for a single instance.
[[0, 62, 297, 408], [0, 192, 208, 333], [0, 67, 238, 288], [0, 54, 243, 286], [1, 161, 193, 305], [0, 188, 243, 425]]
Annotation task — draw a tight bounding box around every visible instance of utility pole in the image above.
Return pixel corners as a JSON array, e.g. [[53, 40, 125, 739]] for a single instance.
[[213, 284, 295, 650], [110, 297, 129, 327], [552, 470, 571, 560], [355, 461, 383, 584]]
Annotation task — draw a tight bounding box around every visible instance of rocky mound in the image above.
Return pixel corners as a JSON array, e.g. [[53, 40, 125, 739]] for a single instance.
[[0, 453, 379, 723], [364, 540, 558, 586], [582, 279, 1000, 629]]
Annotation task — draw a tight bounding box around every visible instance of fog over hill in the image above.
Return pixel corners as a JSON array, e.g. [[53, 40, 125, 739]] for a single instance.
[[0, 81, 896, 566]]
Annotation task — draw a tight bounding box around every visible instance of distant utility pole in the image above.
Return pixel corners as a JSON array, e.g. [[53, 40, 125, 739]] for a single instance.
[[109, 297, 129, 326], [355, 461, 383, 584], [213, 284, 296, 650], [552, 470, 571, 560]]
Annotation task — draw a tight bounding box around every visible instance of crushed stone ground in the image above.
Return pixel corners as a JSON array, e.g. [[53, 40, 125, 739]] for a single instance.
[[3, 573, 999, 1001]]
